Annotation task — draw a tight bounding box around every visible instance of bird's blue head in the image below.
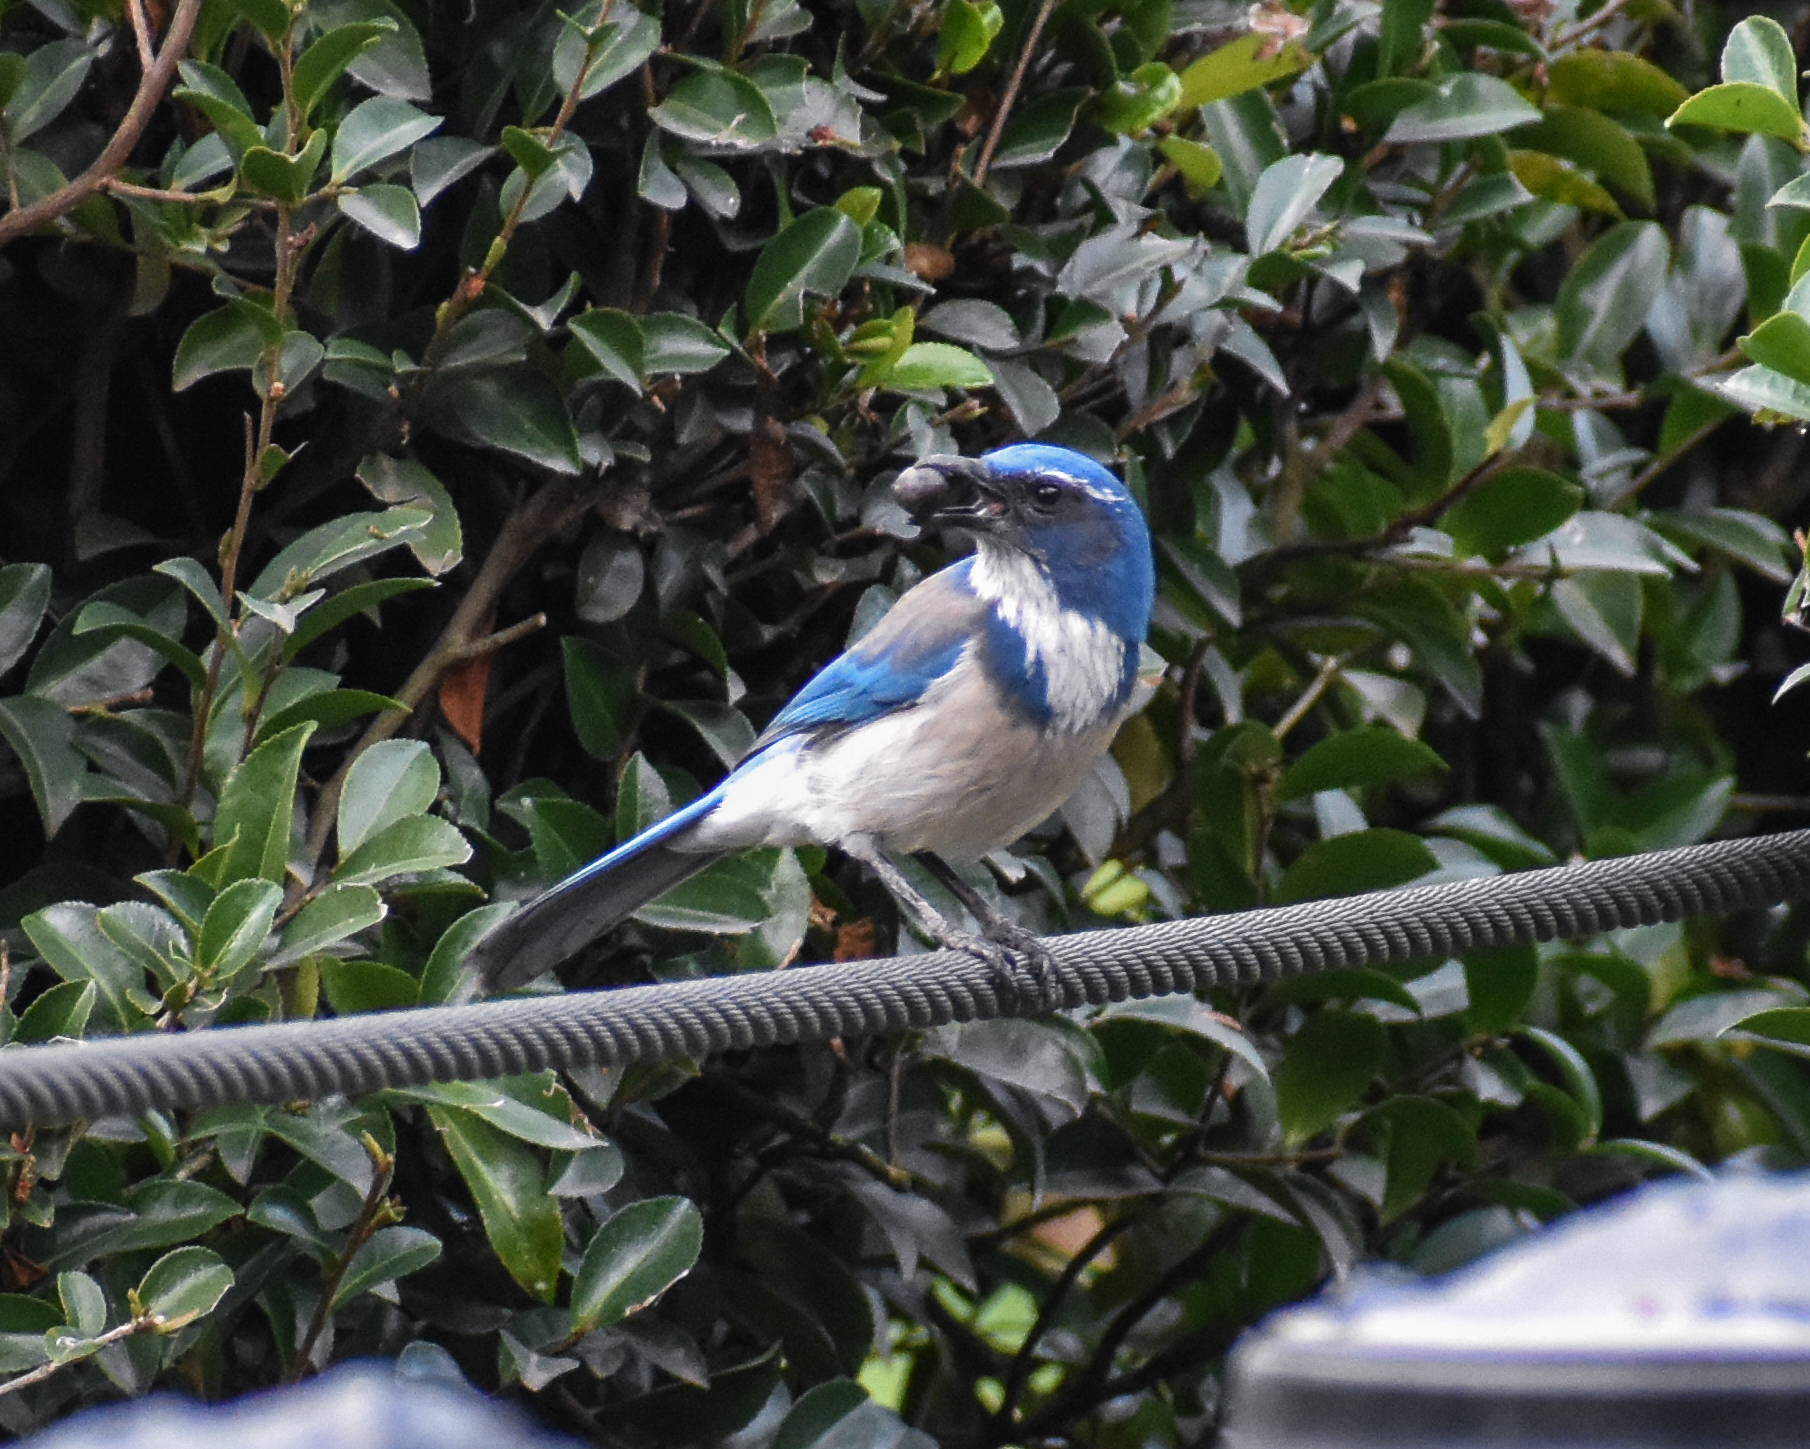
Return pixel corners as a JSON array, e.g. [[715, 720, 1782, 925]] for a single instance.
[[894, 444, 1155, 641]]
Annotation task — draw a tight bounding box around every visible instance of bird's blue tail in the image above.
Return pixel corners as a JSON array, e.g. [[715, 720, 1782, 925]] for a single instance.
[[470, 787, 729, 990]]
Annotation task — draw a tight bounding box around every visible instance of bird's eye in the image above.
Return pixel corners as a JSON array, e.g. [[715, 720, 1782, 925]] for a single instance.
[[1033, 483, 1063, 507]]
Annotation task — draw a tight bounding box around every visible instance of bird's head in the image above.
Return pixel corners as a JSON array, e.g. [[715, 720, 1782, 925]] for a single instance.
[[894, 443, 1154, 637]]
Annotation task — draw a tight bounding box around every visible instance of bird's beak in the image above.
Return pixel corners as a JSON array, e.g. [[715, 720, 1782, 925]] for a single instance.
[[893, 456, 1007, 529]]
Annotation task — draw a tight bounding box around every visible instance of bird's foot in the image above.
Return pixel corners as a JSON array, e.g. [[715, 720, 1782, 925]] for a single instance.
[[931, 919, 1059, 1012]]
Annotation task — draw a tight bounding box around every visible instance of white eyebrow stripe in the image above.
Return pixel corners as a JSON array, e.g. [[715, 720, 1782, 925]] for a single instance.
[[1020, 466, 1119, 501]]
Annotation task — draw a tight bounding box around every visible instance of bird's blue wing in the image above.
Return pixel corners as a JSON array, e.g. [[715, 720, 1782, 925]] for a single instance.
[[754, 560, 984, 746]]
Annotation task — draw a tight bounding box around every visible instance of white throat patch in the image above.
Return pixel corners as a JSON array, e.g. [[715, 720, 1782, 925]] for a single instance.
[[970, 542, 1128, 733]]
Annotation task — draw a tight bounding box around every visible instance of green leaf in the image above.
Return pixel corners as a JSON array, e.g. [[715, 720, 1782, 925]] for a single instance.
[[252, 688, 402, 748], [1246, 153, 1344, 255], [563, 637, 638, 760], [1368, 1097, 1477, 1222], [282, 577, 436, 660], [1546, 50, 1688, 116], [319, 957, 420, 1011], [658, 699, 754, 768], [334, 814, 471, 886], [875, 342, 993, 392], [570, 1196, 704, 1333], [1377, 0, 1432, 77], [1716, 363, 1810, 422], [23, 902, 153, 1031], [137, 868, 216, 936], [1276, 726, 1447, 801], [429, 368, 583, 473], [174, 60, 263, 157], [642, 313, 732, 373], [1273, 829, 1438, 904], [330, 1225, 441, 1310], [1668, 83, 1806, 145], [1440, 467, 1584, 558], [339, 184, 422, 248], [339, 739, 440, 855], [173, 300, 282, 391], [1652, 507, 1795, 582], [1555, 220, 1669, 372], [989, 86, 1089, 168], [291, 20, 399, 120], [1515, 105, 1654, 211], [1176, 32, 1310, 110], [411, 136, 493, 205], [14, 980, 96, 1044], [135, 1247, 233, 1330], [389, 1078, 599, 1150], [1740, 310, 1810, 386], [71, 601, 206, 690], [569, 308, 646, 388], [500, 124, 557, 181], [1463, 945, 1538, 1035], [355, 455, 461, 575], [1725, 1006, 1810, 1057], [746, 207, 863, 335], [1384, 73, 1540, 145], [1549, 573, 1642, 674], [213, 722, 317, 886], [1156, 136, 1222, 196], [650, 67, 779, 148], [1720, 15, 1798, 104], [0, 563, 51, 677], [552, 5, 662, 101], [936, 0, 1002, 76], [0, 695, 86, 836], [329, 96, 442, 182], [632, 853, 771, 932], [4, 40, 93, 142], [271, 883, 385, 966], [1094, 62, 1183, 135], [1507, 150, 1622, 218], [239, 130, 327, 205], [193, 878, 282, 984], [1519, 1025, 1603, 1138], [426, 1105, 563, 1301], [1274, 1009, 1384, 1142], [419, 902, 516, 1003]]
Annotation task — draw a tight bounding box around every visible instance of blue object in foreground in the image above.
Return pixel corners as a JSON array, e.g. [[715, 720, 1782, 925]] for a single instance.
[[20, 1356, 579, 1449], [1219, 1170, 1810, 1446]]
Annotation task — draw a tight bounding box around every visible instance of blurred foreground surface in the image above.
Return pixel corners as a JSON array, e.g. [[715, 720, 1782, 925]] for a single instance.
[[1221, 1170, 1810, 1447]]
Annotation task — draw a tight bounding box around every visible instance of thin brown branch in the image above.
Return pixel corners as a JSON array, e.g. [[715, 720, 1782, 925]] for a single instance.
[[0, 1317, 152, 1399], [302, 478, 596, 870], [288, 1138, 396, 1383], [1273, 652, 1348, 741], [0, 0, 205, 246], [125, 0, 156, 75], [972, 0, 1059, 184], [1006, 1216, 1244, 1442], [995, 1210, 1141, 1423], [422, 0, 613, 363]]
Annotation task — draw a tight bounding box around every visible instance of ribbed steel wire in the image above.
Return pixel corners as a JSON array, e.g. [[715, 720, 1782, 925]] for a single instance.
[[0, 830, 1805, 1126]]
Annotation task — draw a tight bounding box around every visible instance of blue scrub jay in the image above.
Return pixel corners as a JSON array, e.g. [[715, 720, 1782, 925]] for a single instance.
[[470, 443, 1156, 992]]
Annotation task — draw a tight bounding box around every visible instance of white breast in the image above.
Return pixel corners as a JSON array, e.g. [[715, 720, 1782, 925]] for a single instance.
[[684, 645, 1124, 860], [968, 544, 1128, 733]]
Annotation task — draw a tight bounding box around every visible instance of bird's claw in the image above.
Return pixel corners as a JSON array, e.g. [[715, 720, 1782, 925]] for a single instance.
[[936, 923, 1059, 1012]]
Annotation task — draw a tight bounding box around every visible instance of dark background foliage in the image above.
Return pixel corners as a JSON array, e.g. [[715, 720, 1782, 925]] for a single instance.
[[5, 0, 1810, 1441]]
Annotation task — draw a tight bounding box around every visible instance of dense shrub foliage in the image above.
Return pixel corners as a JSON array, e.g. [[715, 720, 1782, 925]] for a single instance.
[[7, 0, 1810, 1439]]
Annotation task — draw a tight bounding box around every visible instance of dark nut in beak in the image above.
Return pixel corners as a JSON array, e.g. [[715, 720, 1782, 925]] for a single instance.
[[893, 456, 1001, 526]]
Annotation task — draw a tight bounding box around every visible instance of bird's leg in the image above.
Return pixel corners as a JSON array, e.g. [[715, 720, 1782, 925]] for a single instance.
[[857, 850, 1026, 999], [915, 852, 1058, 1007]]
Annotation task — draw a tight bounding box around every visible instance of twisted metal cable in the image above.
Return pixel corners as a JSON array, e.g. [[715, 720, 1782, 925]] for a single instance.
[[1, 830, 1807, 1126]]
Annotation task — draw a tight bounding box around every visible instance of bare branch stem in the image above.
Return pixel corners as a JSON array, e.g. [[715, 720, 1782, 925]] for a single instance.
[[0, 0, 206, 246]]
